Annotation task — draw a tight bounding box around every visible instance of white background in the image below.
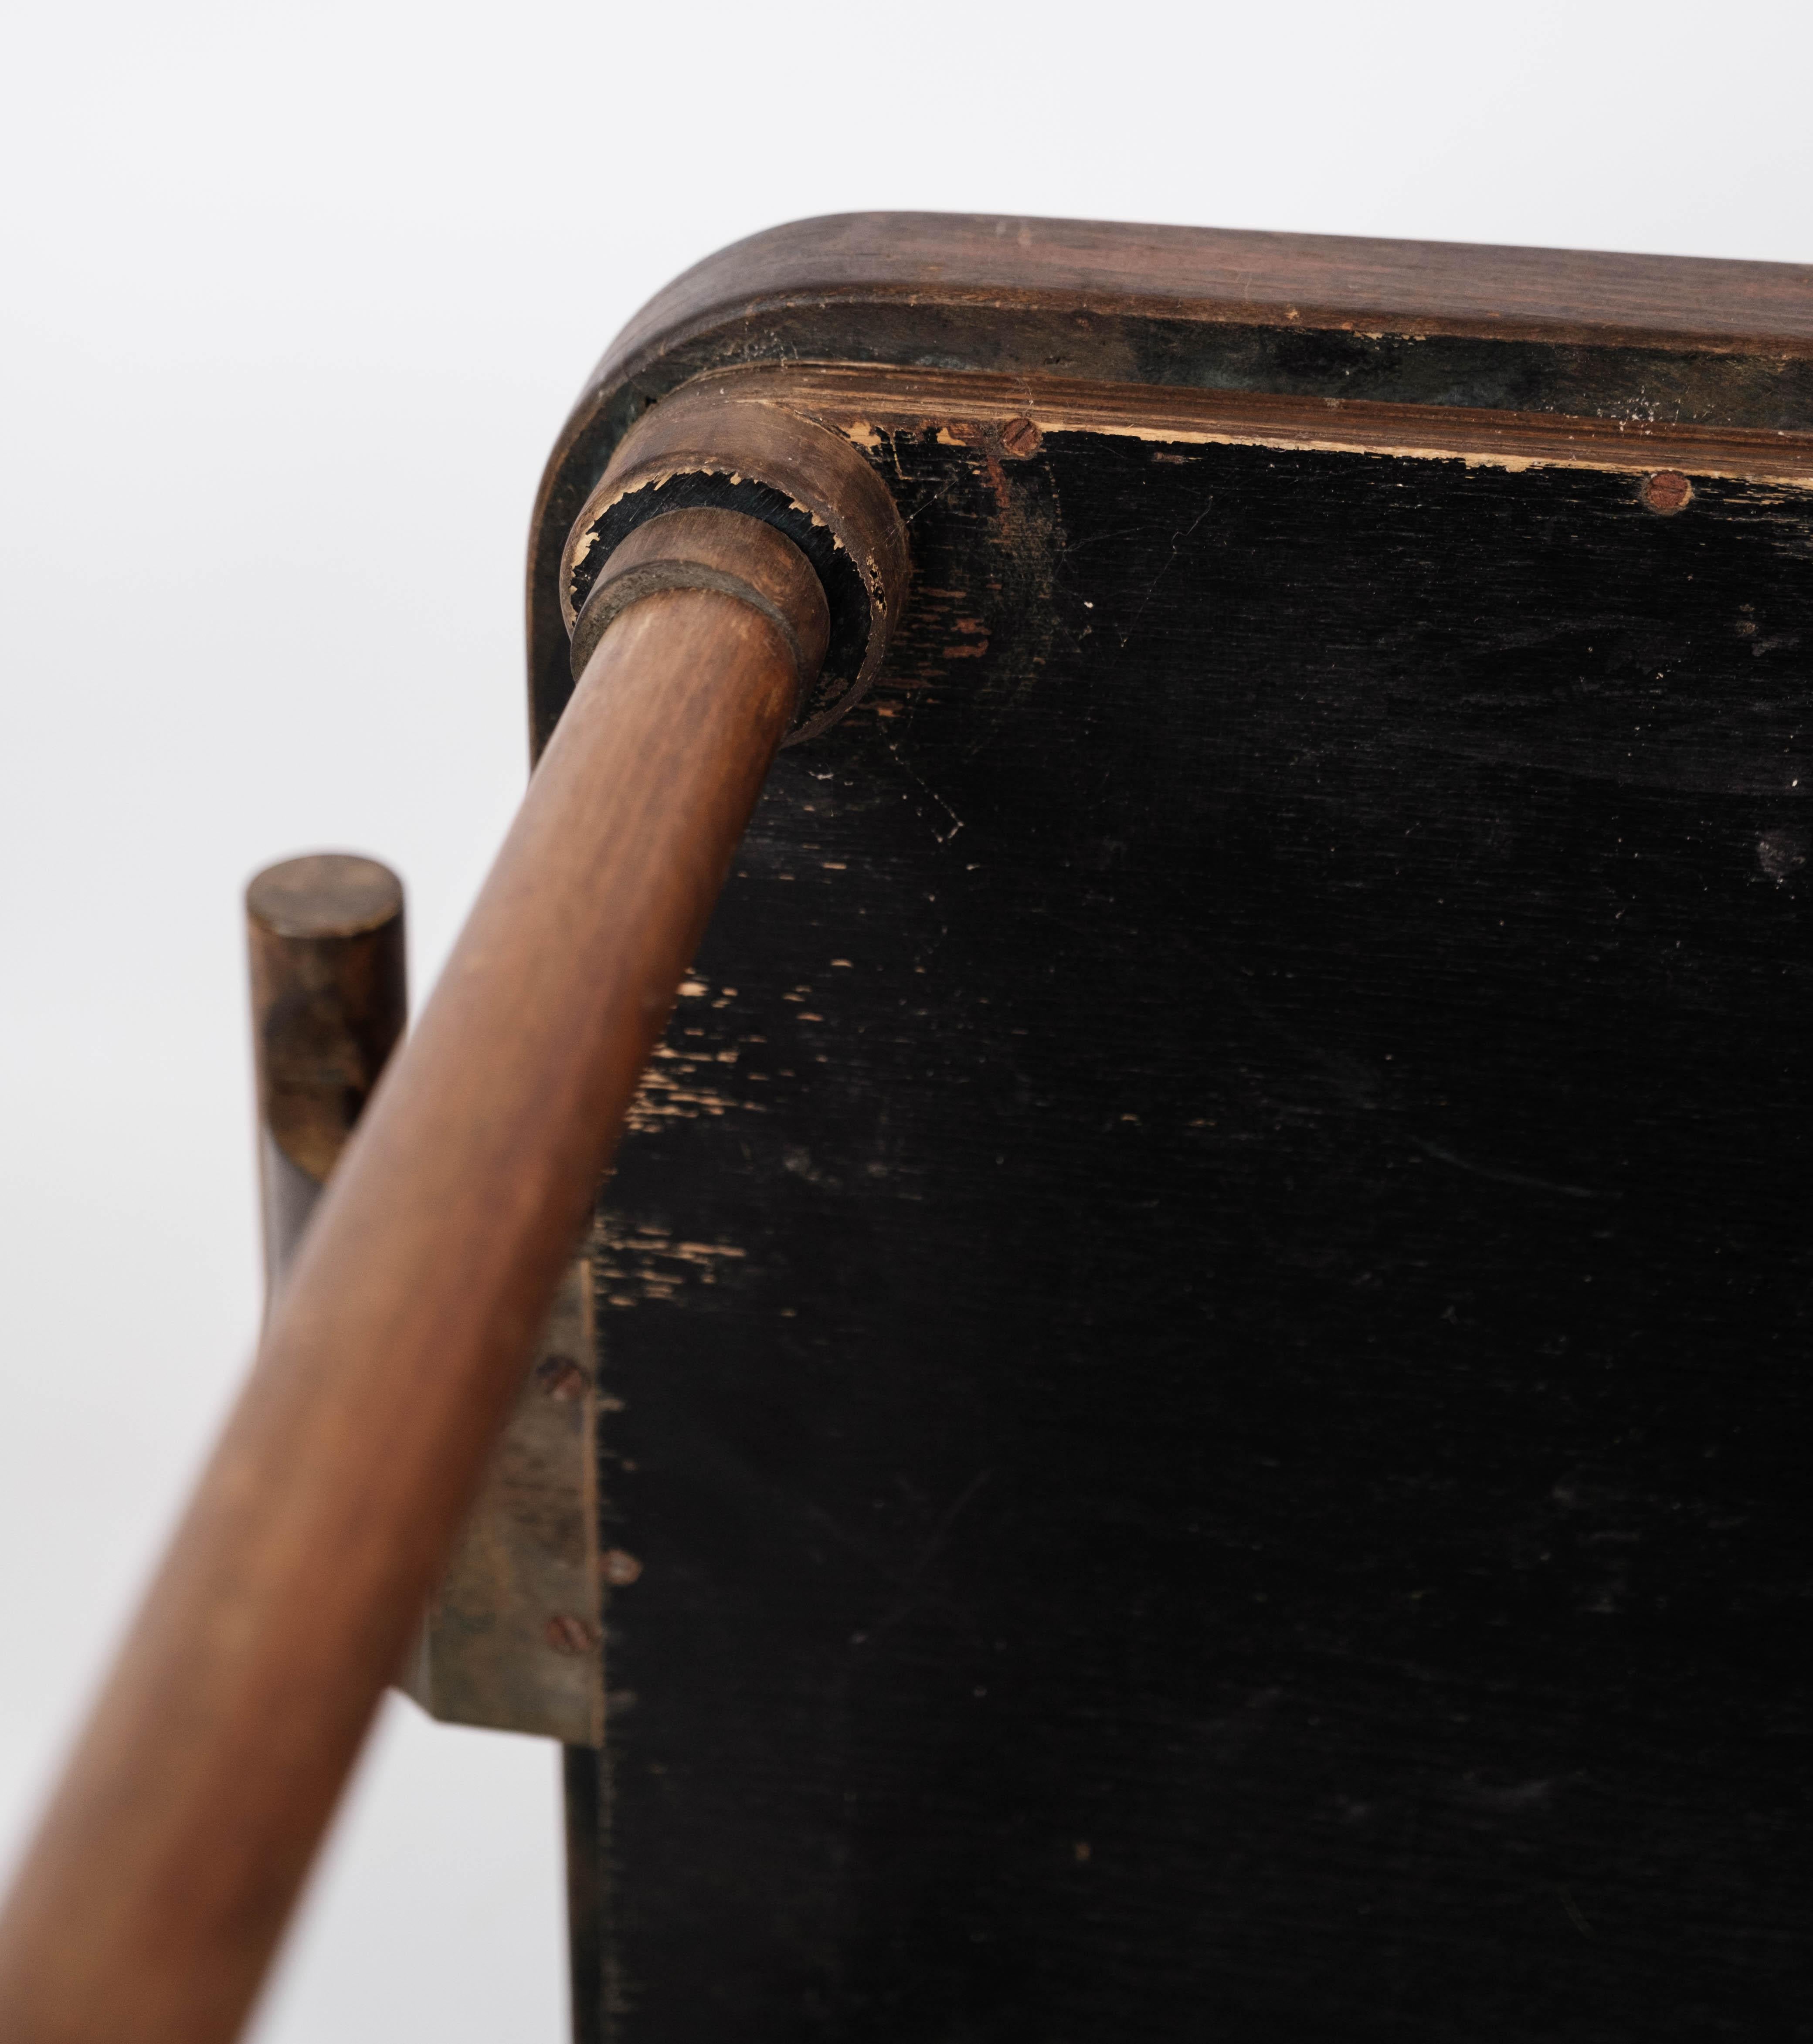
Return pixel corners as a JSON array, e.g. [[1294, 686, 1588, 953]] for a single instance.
[[0, 3, 1807, 2036]]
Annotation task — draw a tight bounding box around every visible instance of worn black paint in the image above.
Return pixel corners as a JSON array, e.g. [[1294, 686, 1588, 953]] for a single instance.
[[567, 432, 1813, 2041], [529, 372, 1813, 766]]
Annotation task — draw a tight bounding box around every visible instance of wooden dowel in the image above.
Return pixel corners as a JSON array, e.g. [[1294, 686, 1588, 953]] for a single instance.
[[0, 515, 817, 2044], [245, 854, 407, 1290]]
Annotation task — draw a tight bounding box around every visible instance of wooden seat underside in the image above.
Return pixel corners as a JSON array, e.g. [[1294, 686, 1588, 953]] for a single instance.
[[539, 218, 1813, 2043]]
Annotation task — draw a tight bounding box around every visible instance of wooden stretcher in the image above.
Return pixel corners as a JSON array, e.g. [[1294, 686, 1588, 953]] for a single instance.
[[4, 212, 1813, 2042]]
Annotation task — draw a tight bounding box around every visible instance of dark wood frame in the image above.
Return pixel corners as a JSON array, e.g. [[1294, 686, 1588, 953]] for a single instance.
[[7, 210, 1813, 2044], [527, 213, 1813, 757]]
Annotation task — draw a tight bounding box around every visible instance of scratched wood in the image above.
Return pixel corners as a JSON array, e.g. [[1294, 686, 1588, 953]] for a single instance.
[[564, 424, 1813, 2041], [527, 213, 1813, 766]]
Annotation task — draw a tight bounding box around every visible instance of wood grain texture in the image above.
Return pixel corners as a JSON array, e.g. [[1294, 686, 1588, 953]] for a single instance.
[[608, 212, 1813, 368], [565, 419, 1813, 2041], [0, 551, 809, 2042]]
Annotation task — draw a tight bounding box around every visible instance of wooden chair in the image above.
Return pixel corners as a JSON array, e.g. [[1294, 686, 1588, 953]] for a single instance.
[[4, 212, 1812, 2042]]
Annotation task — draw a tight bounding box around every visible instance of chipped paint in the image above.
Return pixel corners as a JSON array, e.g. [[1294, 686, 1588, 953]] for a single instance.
[[596, 1217, 748, 1308], [624, 1044, 766, 1135], [731, 363, 1813, 492], [561, 466, 847, 627]]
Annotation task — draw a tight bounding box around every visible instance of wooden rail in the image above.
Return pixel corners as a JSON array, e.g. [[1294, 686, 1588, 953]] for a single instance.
[[0, 508, 835, 2044]]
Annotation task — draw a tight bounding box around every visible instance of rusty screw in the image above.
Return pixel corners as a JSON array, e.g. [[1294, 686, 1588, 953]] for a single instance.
[[546, 1614, 600, 1655], [535, 1353, 588, 1400], [601, 1548, 644, 1587], [999, 417, 1042, 460], [1641, 470, 1693, 516]]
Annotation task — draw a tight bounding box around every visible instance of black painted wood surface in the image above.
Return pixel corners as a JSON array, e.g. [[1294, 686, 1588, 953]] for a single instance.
[[566, 427, 1813, 2042]]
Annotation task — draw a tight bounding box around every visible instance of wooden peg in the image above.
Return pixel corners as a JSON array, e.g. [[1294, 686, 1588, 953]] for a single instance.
[[245, 854, 407, 1290]]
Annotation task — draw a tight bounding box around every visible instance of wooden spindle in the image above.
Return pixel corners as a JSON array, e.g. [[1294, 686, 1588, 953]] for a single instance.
[[0, 499, 851, 2044]]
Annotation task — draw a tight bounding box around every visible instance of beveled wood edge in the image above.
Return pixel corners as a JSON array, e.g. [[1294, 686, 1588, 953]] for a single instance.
[[642, 363, 1813, 490], [601, 213, 1813, 389], [526, 220, 1813, 759]]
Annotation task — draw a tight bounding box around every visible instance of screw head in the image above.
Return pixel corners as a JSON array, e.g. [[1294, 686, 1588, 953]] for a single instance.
[[535, 1353, 588, 1400], [546, 1614, 600, 1655], [1641, 470, 1693, 515], [999, 417, 1042, 460]]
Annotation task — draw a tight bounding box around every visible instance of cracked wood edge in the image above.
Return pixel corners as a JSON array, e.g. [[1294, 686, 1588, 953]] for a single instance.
[[703, 362, 1813, 490]]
